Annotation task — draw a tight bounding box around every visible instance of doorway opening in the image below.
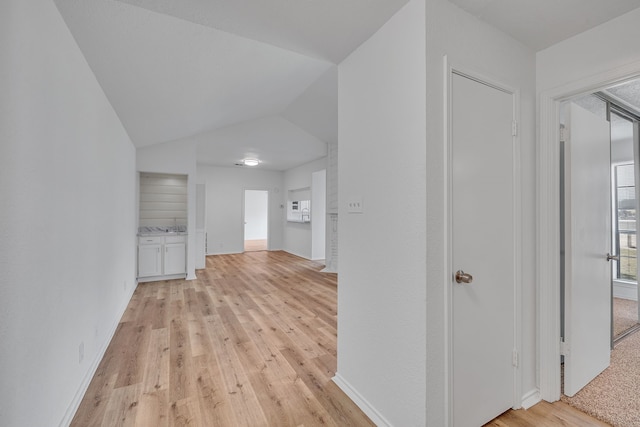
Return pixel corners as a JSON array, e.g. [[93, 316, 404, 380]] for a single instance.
[[558, 81, 640, 423], [244, 189, 269, 252], [540, 72, 640, 403]]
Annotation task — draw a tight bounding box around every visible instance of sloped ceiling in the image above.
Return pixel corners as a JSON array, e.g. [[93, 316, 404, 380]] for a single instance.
[[54, 0, 640, 170], [448, 0, 640, 51], [53, 0, 407, 170], [113, 0, 408, 63]]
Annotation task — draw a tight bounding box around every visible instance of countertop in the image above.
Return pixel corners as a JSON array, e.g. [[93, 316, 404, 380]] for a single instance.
[[138, 226, 187, 237]]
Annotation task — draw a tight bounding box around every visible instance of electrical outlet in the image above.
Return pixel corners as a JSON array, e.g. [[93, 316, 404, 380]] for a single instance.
[[79, 341, 84, 364], [347, 197, 363, 214]]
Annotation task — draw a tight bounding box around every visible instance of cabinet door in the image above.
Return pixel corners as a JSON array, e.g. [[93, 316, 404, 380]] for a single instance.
[[164, 243, 186, 275], [138, 244, 162, 277]]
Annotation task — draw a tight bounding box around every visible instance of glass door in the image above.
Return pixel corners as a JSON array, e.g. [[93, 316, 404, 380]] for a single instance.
[[611, 110, 640, 342]]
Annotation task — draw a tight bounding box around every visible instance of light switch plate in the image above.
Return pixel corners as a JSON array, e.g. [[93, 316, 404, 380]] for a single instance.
[[347, 196, 363, 214]]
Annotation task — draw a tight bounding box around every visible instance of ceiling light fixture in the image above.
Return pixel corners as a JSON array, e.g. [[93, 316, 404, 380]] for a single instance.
[[242, 158, 260, 166]]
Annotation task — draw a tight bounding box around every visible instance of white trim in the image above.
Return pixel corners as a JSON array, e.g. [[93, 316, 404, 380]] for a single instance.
[[444, 56, 523, 423], [58, 283, 138, 427], [521, 388, 542, 409], [332, 374, 393, 427], [282, 249, 313, 261], [538, 59, 640, 402], [443, 54, 453, 427]]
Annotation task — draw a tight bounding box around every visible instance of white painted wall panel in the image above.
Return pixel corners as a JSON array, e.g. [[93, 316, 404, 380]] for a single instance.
[[537, 8, 640, 96], [197, 165, 284, 254], [0, 1, 136, 425], [311, 169, 326, 260], [337, 1, 426, 425]]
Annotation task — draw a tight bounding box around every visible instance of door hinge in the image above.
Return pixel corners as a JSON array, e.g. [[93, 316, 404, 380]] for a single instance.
[[512, 121, 518, 137], [560, 339, 569, 356], [512, 349, 519, 367]]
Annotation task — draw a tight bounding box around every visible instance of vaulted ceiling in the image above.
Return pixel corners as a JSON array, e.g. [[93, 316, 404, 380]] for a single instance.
[[53, 0, 407, 170], [54, 0, 640, 171]]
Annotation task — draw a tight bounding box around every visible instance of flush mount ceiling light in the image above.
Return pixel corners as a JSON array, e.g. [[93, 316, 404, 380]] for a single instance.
[[242, 158, 260, 166]]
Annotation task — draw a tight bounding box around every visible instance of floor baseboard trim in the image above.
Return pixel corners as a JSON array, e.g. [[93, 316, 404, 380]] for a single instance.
[[282, 249, 312, 261], [332, 373, 392, 427], [521, 388, 541, 409], [58, 283, 137, 427]]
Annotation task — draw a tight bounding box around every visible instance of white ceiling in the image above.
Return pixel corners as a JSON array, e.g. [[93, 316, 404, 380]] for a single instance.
[[113, 0, 409, 63], [54, 0, 640, 171], [448, 0, 640, 51], [53, 0, 405, 170]]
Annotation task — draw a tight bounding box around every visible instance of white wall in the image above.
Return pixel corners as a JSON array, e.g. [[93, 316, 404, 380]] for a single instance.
[[197, 165, 284, 254], [336, 1, 427, 425], [0, 1, 137, 425], [283, 157, 327, 259], [311, 169, 326, 260], [425, 0, 537, 422], [137, 140, 197, 280], [244, 190, 269, 240], [537, 8, 640, 95]]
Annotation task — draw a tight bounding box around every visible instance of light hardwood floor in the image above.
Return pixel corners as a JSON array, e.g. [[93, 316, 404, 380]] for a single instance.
[[71, 251, 373, 426], [244, 239, 268, 252], [72, 250, 606, 426], [486, 401, 610, 426]]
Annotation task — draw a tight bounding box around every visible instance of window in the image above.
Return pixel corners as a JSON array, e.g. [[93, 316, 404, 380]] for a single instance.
[[613, 163, 637, 281]]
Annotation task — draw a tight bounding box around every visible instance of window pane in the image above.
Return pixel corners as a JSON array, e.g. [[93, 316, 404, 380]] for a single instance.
[[616, 163, 637, 281]]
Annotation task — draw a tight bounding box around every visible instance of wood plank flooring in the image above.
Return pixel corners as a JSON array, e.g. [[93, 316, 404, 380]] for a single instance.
[[486, 401, 610, 426], [244, 239, 268, 252], [72, 250, 607, 427], [71, 251, 373, 427]]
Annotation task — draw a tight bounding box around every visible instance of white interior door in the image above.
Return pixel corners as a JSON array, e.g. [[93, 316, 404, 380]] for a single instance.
[[563, 102, 611, 396], [451, 72, 516, 427]]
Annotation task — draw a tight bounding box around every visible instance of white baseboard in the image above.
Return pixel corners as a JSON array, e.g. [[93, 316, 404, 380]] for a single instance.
[[332, 373, 392, 427], [521, 388, 541, 409], [613, 280, 637, 301], [282, 249, 312, 260], [58, 282, 138, 427]]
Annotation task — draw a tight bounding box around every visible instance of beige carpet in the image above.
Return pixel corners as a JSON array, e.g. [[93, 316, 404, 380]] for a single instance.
[[614, 297, 639, 339], [562, 329, 640, 426]]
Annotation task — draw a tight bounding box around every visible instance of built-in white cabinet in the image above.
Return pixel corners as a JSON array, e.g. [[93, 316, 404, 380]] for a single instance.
[[163, 236, 186, 275], [138, 240, 162, 277], [138, 235, 186, 282]]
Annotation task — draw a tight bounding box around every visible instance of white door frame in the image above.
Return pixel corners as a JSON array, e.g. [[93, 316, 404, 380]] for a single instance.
[[444, 57, 522, 424], [538, 61, 640, 401], [242, 188, 270, 251]]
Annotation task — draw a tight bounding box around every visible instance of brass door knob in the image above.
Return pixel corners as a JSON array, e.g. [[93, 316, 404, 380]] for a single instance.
[[455, 270, 473, 284]]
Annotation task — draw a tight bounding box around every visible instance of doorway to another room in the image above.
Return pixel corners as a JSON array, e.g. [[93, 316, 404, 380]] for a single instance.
[[557, 81, 640, 425], [244, 189, 269, 252]]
